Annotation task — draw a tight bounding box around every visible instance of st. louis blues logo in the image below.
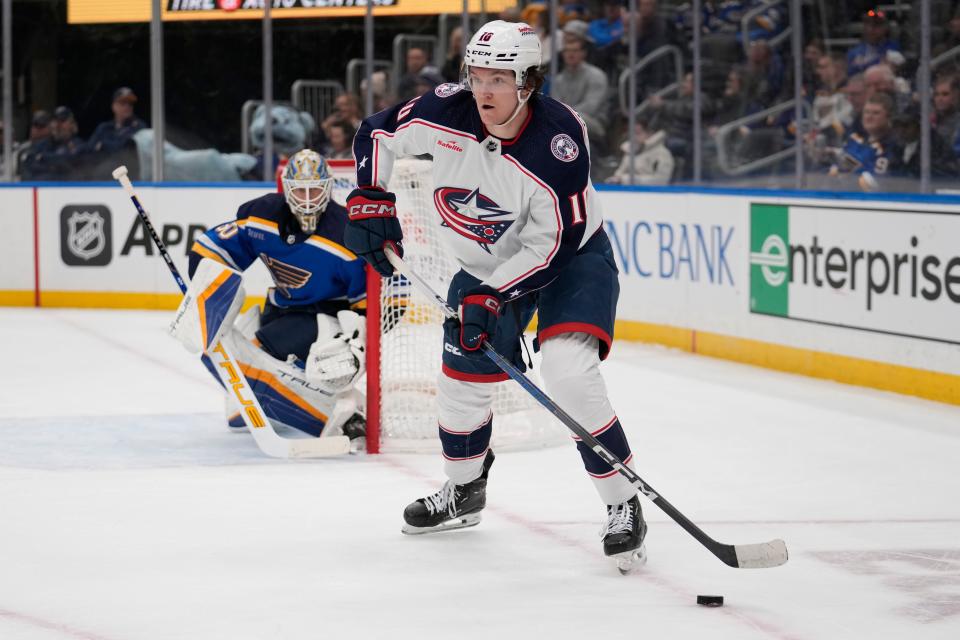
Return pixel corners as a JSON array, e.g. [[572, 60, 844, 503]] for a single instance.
[[260, 253, 312, 297], [433, 187, 514, 252]]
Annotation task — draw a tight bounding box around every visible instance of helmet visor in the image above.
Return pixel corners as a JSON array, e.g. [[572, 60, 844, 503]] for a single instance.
[[461, 67, 521, 94]]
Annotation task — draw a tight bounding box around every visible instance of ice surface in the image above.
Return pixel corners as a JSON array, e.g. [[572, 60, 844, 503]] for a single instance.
[[1, 308, 958, 639]]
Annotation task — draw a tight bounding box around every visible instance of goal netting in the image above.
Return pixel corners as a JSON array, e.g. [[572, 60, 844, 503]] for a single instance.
[[329, 158, 565, 454]]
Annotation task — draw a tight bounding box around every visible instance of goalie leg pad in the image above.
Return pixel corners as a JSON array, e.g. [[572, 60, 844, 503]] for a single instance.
[[170, 258, 245, 354], [221, 330, 339, 437]]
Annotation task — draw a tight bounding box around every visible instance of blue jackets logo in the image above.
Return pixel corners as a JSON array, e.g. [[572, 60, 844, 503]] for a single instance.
[[61, 205, 112, 267], [434, 187, 514, 251]]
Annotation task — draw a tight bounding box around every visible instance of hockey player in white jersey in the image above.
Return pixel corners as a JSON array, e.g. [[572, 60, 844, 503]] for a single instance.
[[345, 21, 646, 570]]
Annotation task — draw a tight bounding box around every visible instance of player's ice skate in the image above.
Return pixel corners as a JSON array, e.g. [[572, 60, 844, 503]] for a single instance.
[[402, 450, 494, 535], [601, 495, 648, 574]]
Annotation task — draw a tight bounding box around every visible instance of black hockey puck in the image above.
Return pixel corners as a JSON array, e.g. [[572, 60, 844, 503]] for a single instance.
[[697, 595, 724, 607]]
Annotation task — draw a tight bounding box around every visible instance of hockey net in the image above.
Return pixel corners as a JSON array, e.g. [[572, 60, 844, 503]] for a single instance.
[[329, 158, 565, 454]]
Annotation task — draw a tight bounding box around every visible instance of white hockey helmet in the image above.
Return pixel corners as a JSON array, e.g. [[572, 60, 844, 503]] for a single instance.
[[461, 20, 542, 91], [281, 149, 333, 234]]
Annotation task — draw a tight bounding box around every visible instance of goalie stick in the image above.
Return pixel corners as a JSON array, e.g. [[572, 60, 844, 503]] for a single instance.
[[384, 247, 788, 569], [111, 165, 350, 459]]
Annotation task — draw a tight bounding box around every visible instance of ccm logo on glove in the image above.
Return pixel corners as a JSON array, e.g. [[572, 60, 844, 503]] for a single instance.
[[349, 202, 396, 219]]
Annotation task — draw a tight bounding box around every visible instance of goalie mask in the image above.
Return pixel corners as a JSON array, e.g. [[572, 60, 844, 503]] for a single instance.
[[282, 149, 333, 234]]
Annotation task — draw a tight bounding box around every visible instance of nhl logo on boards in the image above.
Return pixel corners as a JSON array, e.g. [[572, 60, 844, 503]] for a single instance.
[[550, 134, 579, 162], [60, 205, 112, 266], [435, 83, 462, 98]]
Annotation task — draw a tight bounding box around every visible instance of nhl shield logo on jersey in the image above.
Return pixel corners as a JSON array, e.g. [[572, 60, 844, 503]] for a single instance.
[[435, 83, 462, 99], [60, 205, 112, 266], [433, 187, 514, 252], [550, 134, 579, 162]]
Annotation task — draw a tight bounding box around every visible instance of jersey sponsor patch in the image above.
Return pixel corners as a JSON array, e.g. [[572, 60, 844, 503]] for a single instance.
[[435, 83, 463, 98], [551, 134, 579, 162], [433, 186, 514, 251]]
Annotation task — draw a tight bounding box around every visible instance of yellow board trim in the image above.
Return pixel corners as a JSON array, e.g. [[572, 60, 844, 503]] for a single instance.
[[614, 319, 960, 407], [33, 290, 265, 313], [0, 290, 36, 306]]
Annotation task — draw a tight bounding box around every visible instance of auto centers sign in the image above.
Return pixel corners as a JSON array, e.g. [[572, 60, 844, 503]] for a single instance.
[[68, 0, 515, 24], [750, 203, 960, 345]]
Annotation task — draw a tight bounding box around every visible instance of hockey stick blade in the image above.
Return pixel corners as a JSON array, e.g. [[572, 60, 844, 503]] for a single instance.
[[384, 247, 789, 568], [112, 165, 350, 459]]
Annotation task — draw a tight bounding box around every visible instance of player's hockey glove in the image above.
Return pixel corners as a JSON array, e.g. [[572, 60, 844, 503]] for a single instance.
[[458, 284, 504, 351], [344, 187, 403, 277]]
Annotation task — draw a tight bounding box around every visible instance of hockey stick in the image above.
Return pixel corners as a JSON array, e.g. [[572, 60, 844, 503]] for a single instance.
[[111, 166, 350, 459], [384, 247, 787, 569]]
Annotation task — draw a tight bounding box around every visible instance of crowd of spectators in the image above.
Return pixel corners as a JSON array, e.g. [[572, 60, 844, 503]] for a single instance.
[[348, 0, 959, 190], [5, 1, 960, 191], [11, 87, 146, 181]]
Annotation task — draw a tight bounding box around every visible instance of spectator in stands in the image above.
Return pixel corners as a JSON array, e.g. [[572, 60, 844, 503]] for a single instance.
[[710, 66, 749, 127], [21, 106, 85, 180], [552, 36, 610, 150], [802, 38, 826, 97], [620, 0, 681, 94], [397, 47, 441, 101], [934, 7, 960, 59], [361, 71, 392, 114], [812, 52, 854, 144], [864, 63, 910, 113], [894, 106, 958, 179], [36, 106, 85, 180], [86, 87, 146, 155], [558, 0, 590, 25], [843, 73, 868, 134], [322, 93, 363, 139], [441, 27, 465, 83], [13, 109, 52, 175], [562, 19, 592, 48], [17, 110, 54, 180], [932, 76, 960, 150], [830, 92, 901, 191], [325, 120, 355, 160], [606, 115, 674, 185], [522, 3, 561, 68], [588, 0, 625, 52], [648, 72, 715, 167], [741, 40, 786, 113], [846, 9, 901, 77]]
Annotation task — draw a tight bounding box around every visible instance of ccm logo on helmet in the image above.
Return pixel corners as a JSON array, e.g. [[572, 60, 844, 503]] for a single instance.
[[349, 203, 396, 219]]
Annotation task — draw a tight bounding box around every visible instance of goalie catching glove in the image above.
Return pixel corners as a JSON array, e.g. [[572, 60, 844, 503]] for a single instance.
[[343, 187, 403, 277], [169, 258, 245, 354], [306, 310, 366, 390]]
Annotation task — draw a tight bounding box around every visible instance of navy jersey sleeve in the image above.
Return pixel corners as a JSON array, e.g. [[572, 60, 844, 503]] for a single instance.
[[187, 199, 262, 278]]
